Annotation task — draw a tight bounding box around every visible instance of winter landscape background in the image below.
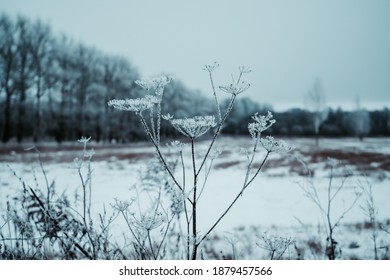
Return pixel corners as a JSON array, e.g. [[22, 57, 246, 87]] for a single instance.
[[1, 1, 390, 260]]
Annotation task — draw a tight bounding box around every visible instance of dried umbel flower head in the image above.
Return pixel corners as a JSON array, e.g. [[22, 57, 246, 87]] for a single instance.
[[203, 61, 219, 73], [260, 136, 294, 153], [163, 115, 217, 139], [77, 136, 94, 157], [223, 232, 240, 245], [167, 140, 186, 152], [111, 198, 131, 212], [248, 111, 276, 138], [219, 81, 251, 96], [238, 66, 252, 74], [135, 75, 174, 96], [108, 95, 158, 113], [77, 136, 91, 144], [133, 212, 165, 232]]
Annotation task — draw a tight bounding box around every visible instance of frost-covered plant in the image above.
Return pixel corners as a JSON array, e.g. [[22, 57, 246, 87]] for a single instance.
[[260, 136, 295, 153], [248, 112, 276, 138], [163, 115, 217, 139], [112, 158, 179, 260], [107, 95, 158, 113], [298, 158, 362, 260], [108, 64, 293, 259], [359, 177, 379, 259], [257, 232, 295, 260], [219, 81, 251, 96], [135, 75, 174, 96], [1, 141, 121, 260]]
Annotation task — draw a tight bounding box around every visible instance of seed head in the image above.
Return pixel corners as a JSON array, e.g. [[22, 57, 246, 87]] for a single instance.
[[219, 81, 251, 96], [108, 95, 158, 113], [135, 75, 174, 96], [166, 115, 217, 139], [260, 136, 294, 153]]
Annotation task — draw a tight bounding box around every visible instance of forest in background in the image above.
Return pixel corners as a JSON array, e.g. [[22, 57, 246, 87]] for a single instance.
[[1, 14, 390, 144]]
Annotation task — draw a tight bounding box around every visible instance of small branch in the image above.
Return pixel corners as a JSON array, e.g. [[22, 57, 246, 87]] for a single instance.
[[155, 214, 175, 259], [196, 157, 214, 203], [156, 100, 162, 145], [243, 151, 270, 189], [196, 151, 270, 248], [149, 107, 158, 145], [208, 71, 221, 123]]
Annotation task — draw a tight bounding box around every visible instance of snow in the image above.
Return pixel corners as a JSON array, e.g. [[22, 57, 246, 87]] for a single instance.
[[1, 136, 389, 259]]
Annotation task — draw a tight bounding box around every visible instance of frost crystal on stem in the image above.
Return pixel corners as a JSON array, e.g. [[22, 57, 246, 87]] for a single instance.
[[164, 115, 217, 139], [260, 136, 294, 153], [107, 95, 158, 113]]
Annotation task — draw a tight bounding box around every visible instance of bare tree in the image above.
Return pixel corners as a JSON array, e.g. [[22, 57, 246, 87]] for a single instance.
[[351, 96, 370, 141], [28, 20, 53, 142], [73, 44, 95, 138], [304, 78, 328, 146], [14, 16, 35, 143], [100, 55, 139, 142], [0, 14, 18, 143]]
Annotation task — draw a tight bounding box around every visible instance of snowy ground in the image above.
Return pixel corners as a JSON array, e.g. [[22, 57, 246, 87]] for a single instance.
[[1, 136, 389, 259]]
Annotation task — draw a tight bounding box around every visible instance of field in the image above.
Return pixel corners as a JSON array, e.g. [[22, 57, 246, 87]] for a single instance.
[[1, 136, 389, 259]]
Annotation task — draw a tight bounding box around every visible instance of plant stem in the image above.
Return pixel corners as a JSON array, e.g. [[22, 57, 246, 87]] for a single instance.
[[208, 71, 221, 123], [326, 165, 334, 260], [191, 139, 198, 260], [147, 230, 156, 259], [180, 150, 191, 260]]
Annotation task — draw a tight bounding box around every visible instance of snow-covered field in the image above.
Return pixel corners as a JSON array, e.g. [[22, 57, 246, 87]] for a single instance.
[[1, 136, 389, 259]]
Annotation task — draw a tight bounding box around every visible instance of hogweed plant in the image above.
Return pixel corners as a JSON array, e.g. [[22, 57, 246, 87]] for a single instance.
[[108, 63, 294, 259]]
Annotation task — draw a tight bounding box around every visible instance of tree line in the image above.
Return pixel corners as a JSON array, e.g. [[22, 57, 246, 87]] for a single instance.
[[1, 14, 389, 144]]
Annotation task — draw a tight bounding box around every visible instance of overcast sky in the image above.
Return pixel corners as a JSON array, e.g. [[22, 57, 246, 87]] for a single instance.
[[2, 0, 389, 111]]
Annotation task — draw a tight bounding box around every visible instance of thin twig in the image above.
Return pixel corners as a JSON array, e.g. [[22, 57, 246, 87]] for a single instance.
[[195, 151, 270, 248], [208, 70, 221, 123]]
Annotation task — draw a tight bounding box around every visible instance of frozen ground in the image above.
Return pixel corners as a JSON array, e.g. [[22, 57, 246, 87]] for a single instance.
[[1, 136, 389, 259]]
